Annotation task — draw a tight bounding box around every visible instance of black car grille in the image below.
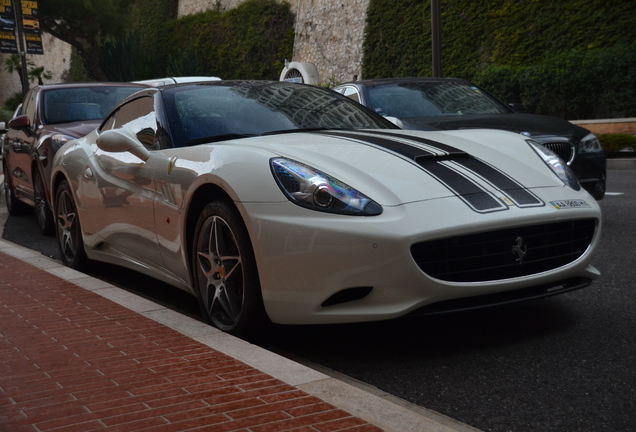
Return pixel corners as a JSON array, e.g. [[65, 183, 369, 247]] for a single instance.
[[542, 141, 575, 164], [410, 219, 596, 282]]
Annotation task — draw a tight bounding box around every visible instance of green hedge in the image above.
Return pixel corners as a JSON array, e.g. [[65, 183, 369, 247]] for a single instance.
[[598, 133, 636, 158], [68, 0, 294, 82], [474, 46, 636, 120], [363, 0, 636, 120], [163, 0, 294, 80]]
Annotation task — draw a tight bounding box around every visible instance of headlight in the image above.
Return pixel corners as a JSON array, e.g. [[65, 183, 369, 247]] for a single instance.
[[271, 158, 382, 215], [51, 134, 75, 151], [528, 140, 580, 191], [579, 133, 602, 153]]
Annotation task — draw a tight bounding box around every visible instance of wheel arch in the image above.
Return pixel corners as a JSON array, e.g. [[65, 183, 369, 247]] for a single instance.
[[50, 170, 70, 213], [184, 183, 257, 280]]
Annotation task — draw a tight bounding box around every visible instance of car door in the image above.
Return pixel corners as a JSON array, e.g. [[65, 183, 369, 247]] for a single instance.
[[5, 90, 38, 200], [81, 94, 163, 266]]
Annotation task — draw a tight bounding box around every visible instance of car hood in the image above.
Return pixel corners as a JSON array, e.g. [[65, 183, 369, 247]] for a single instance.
[[226, 128, 585, 209], [43, 120, 101, 138], [400, 113, 589, 141]]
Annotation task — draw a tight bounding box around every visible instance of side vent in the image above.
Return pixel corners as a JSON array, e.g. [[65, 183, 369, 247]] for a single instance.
[[322, 287, 373, 307]]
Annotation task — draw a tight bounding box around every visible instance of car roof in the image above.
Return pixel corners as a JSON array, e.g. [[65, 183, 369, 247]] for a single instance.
[[132, 77, 222, 87], [336, 77, 471, 87], [32, 82, 151, 92]]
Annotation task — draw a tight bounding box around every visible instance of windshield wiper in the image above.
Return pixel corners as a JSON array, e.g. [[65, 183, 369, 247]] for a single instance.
[[185, 133, 258, 146]]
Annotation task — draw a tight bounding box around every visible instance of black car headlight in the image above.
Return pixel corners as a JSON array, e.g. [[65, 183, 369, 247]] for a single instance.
[[528, 140, 580, 191], [579, 133, 603, 153], [51, 134, 75, 151], [271, 157, 382, 215]]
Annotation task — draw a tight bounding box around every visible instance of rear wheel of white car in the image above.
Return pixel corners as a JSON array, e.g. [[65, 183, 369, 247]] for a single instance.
[[192, 201, 267, 337], [34, 170, 54, 235], [55, 180, 87, 270], [3, 164, 29, 216]]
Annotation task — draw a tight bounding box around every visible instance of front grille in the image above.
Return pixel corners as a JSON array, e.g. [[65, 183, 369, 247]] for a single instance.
[[542, 141, 575, 164], [410, 219, 596, 282]]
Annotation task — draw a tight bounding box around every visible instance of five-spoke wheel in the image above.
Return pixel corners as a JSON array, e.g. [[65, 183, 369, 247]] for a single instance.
[[55, 180, 87, 269], [193, 201, 266, 336]]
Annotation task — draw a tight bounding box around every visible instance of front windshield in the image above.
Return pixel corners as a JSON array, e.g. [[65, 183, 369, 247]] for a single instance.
[[163, 81, 395, 147], [367, 81, 510, 118], [41, 86, 147, 125]]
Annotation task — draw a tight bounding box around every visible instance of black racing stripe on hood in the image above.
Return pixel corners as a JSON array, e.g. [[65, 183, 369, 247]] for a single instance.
[[333, 130, 544, 208], [454, 158, 543, 207], [421, 162, 506, 212], [316, 130, 436, 159], [370, 130, 468, 156], [317, 130, 505, 213]]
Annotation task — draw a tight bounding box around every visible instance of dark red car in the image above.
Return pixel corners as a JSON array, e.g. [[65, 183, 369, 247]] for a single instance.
[[2, 82, 148, 234]]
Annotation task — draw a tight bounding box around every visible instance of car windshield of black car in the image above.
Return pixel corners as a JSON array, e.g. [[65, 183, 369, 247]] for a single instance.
[[367, 82, 510, 118]]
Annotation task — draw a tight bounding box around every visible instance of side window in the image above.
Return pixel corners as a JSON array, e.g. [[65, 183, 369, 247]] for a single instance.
[[342, 87, 361, 103], [101, 111, 117, 131], [23, 91, 37, 123], [109, 96, 158, 150]]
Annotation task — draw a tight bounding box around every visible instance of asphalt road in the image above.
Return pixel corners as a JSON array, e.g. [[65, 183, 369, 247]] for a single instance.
[[2, 170, 635, 432]]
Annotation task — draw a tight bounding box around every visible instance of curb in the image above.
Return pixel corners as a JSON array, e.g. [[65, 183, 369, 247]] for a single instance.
[[0, 236, 479, 432]]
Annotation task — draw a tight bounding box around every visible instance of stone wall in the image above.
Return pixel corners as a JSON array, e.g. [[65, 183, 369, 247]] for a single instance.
[[178, 0, 369, 85]]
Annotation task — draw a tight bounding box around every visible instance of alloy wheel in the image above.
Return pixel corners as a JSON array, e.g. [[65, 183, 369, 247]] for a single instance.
[[195, 214, 245, 331]]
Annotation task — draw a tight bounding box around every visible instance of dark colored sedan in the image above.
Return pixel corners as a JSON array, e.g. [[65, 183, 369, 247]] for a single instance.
[[2, 82, 148, 234], [333, 77, 606, 200]]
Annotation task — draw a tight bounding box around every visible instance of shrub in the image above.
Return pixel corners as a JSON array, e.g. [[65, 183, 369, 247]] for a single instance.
[[0, 108, 14, 123], [598, 133, 636, 158]]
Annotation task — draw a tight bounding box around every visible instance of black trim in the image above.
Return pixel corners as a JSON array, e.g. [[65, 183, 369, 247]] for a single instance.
[[407, 277, 592, 316]]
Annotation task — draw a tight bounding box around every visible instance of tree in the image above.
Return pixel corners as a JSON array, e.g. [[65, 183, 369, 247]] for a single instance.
[[38, 0, 136, 81], [4, 54, 33, 90], [28, 66, 53, 85]]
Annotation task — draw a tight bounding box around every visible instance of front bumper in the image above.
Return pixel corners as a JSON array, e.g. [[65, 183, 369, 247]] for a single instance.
[[241, 191, 602, 325], [571, 151, 606, 200]]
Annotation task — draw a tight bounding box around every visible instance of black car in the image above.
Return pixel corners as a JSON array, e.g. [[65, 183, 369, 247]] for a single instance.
[[333, 77, 606, 199]]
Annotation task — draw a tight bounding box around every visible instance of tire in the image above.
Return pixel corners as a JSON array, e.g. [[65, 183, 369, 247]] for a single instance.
[[3, 164, 29, 216], [34, 170, 54, 235], [192, 201, 268, 337], [55, 180, 87, 269]]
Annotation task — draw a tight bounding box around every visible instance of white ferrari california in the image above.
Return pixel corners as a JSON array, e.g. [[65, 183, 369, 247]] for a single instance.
[[50, 81, 601, 336]]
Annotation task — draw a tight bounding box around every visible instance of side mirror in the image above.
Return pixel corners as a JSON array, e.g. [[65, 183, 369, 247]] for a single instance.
[[385, 116, 404, 129], [0, 121, 5, 133], [8, 115, 31, 129], [508, 102, 525, 113], [97, 129, 151, 162]]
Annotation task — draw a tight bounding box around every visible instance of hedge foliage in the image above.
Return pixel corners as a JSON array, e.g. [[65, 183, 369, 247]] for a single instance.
[[363, 0, 636, 119], [475, 46, 636, 120], [598, 133, 636, 158], [68, 0, 293, 82], [163, 0, 294, 80]]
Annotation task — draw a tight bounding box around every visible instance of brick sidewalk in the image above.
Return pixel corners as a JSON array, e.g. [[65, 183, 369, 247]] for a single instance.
[[0, 252, 382, 432]]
